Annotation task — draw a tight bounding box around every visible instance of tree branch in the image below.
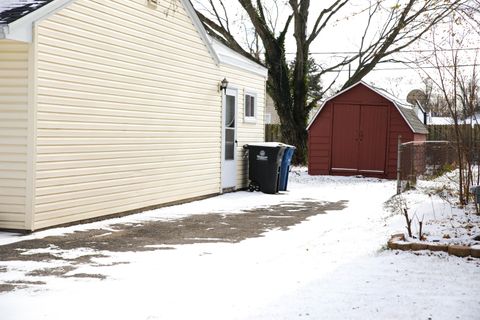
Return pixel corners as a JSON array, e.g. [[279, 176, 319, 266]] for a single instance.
[[307, 0, 349, 45], [195, 9, 262, 64]]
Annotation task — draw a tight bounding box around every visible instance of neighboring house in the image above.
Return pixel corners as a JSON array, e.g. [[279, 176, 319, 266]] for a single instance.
[[427, 115, 453, 125], [307, 81, 428, 179], [264, 95, 280, 125], [264, 95, 322, 125], [412, 102, 427, 125], [427, 112, 480, 125], [265, 94, 323, 125], [0, 0, 267, 231], [463, 112, 480, 125]]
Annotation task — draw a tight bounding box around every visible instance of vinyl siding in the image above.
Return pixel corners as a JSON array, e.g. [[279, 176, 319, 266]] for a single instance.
[[33, 0, 222, 229], [0, 40, 29, 229], [219, 65, 266, 189]]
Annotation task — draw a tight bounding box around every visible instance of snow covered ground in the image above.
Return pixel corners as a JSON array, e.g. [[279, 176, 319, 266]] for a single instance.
[[394, 170, 480, 246], [0, 168, 479, 320]]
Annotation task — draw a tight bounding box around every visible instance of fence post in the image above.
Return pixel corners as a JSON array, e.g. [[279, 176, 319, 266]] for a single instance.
[[396, 135, 402, 195]]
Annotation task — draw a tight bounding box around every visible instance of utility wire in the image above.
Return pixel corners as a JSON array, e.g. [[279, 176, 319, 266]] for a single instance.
[[325, 63, 480, 72], [286, 47, 480, 55]]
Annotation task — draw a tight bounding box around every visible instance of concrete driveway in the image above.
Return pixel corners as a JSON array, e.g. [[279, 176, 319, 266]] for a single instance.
[[0, 199, 346, 293]]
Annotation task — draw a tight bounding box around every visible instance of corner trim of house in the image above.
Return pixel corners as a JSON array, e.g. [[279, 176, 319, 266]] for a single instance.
[[24, 23, 38, 231]]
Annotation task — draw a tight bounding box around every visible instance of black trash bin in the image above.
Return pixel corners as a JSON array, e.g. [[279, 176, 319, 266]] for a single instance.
[[243, 143, 286, 194]]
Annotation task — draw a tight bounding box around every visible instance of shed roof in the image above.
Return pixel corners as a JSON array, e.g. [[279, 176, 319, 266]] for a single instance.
[[307, 81, 429, 135]]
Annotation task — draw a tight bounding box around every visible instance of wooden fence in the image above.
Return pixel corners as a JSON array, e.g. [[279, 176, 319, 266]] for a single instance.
[[267, 124, 478, 143], [428, 124, 480, 141], [265, 124, 282, 142]]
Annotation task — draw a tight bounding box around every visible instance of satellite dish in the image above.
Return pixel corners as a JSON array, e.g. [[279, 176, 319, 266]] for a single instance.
[[406, 89, 427, 107]]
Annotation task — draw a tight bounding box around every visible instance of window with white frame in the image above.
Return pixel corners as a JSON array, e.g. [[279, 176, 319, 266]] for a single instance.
[[244, 93, 256, 122]]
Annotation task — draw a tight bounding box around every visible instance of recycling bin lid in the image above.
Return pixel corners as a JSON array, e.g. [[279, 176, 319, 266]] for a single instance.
[[244, 142, 295, 149]]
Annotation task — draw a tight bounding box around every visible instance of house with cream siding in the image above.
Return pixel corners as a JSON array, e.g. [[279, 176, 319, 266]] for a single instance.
[[0, 0, 268, 231]]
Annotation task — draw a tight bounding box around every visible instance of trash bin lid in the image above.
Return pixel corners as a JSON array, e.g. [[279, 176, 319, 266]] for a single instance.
[[244, 142, 295, 149]]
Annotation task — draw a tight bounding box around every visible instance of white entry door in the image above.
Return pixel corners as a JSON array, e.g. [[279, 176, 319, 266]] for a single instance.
[[221, 88, 237, 190]]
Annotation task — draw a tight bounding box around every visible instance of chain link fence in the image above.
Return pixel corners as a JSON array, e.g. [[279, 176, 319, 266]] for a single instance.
[[397, 140, 458, 193]]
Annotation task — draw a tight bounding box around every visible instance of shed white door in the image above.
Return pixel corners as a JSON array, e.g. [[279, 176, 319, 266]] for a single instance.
[[222, 88, 237, 189]]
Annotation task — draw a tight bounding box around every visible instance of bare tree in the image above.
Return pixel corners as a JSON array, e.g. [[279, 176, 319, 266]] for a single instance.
[[418, 15, 480, 206], [194, 0, 465, 164]]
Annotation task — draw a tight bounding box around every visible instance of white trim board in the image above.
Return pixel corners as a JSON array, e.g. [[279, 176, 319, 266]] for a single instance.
[[209, 36, 268, 78]]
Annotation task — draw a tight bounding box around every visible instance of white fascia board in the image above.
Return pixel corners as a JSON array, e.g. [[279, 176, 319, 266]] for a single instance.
[[3, 0, 75, 42], [3, 24, 32, 41], [182, 0, 220, 65], [209, 36, 268, 78], [218, 52, 268, 78]]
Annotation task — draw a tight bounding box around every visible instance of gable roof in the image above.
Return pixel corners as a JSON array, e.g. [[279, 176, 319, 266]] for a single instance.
[[0, 0, 219, 66], [307, 81, 429, 135]]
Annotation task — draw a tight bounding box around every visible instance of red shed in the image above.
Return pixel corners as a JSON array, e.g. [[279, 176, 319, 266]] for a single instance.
[[307, 81, 428, 179]]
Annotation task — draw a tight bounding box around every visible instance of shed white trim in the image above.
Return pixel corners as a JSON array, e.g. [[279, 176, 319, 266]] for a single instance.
[[306, 81, 426, 134]]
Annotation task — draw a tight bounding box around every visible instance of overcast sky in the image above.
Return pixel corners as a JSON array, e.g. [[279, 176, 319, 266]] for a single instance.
[[194, 1, 479, 100]]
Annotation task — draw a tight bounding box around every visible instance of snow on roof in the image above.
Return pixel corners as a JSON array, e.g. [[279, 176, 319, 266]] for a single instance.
[[428, 116, 453, 125], [428, 112, 480, 125], [0, 0, 53, 24]]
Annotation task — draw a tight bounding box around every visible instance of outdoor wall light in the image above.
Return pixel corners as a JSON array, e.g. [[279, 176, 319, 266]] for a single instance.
[[220, 78, 229, 93]]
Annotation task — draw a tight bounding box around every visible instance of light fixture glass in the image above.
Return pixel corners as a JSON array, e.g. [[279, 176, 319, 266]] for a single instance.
[[220, 78, 229, 92]]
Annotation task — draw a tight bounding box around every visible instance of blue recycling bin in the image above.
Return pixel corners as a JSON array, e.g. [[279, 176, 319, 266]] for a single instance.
[[279, 145, 296, 191]]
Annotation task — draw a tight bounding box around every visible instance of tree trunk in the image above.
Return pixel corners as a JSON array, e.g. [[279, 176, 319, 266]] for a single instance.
[[265, 44, 309, 164], [260, 34, 303, 162], [280, 115, 308, 164], [265, 0, 310, 165]]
